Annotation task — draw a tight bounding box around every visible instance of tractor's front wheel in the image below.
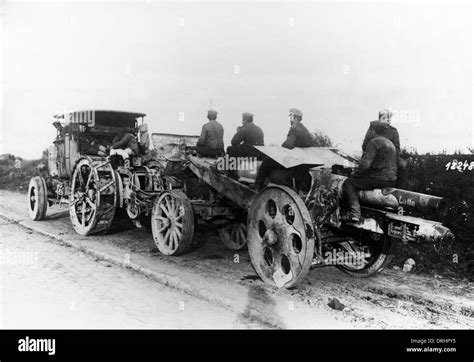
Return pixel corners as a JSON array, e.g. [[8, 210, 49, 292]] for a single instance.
[[27, 176, 48, 221]]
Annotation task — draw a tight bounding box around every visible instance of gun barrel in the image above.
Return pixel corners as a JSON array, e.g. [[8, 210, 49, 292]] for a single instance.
[[310, 169, 448, 216], [359, 188, 448, 216]]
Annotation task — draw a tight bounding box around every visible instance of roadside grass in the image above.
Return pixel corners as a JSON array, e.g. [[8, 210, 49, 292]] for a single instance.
[[392, 151, 474, 281], [0, 154, 46, 194]]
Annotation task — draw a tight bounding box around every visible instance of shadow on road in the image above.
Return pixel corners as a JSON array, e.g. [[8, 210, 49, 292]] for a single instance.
[[235, 284, 285, 329], [46, 210, 70, 220]]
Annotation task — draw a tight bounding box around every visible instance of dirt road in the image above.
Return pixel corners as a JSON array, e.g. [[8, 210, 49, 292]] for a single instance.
[[0, 190, 472, 329], [0, 220, 247, 328]]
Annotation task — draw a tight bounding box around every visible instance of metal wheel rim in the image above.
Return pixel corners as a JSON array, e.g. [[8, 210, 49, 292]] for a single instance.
[[337, 234, 389, 272], [70, 160, 100, 234], [69, 158, 117, 235], [29, 186, 37, 213], [247, 185, 315, 288]]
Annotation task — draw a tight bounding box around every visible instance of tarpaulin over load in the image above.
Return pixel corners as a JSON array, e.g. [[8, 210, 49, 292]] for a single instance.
[[254, 145, 357, 169], [152, 133, 200, 160]]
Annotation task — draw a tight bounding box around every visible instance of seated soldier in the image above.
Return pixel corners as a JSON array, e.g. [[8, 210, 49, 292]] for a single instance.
[[138, 123, 150, 154], [253, 108, 316, 190], [109, 131, 139, 162], [342, 135, 397, 223], [363, 109, 407, 187], [226, 112, 264, 160], [196, 110, 224, 157]]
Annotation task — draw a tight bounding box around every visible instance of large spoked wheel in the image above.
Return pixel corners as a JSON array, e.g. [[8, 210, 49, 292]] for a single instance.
[[151, 190, 194, 256], [69, 157, 118, 236], [218, 221, 247, 251], [28, 176, 48, 221], [336, 232, 393, 277], [247, 185, 315, 289]]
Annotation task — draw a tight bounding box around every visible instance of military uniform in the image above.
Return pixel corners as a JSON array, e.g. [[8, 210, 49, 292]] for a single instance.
[[254, 108, 315, 189], [110, 133, 139, 157], [362, 121, 400, 154], [342, 136, 397, 221], [227, 112, 265, 160], [362, 120, 406, 187], [282, 122, 316, 149], [196, 110, 224, 157]]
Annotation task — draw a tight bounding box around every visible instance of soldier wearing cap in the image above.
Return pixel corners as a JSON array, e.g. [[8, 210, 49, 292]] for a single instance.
[[253, 108, 316, 190], [226, 112, 265, 160], [282, 108, 316, 149], [196, 110, 224, 157], [362, 109, 407, 187]]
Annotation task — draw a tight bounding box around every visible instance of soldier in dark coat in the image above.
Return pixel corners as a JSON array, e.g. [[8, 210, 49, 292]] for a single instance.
[[362, 109, 407, 187], [196, 110, 224, 157], [342, 135, 398, 223], [110, 132, 139, 158], [253, 108, 316, 190], [226, 112, 264, 160], [281, 108, 316, 149]]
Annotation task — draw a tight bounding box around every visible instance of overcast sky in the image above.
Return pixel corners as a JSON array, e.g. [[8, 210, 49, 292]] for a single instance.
[[1, 0, 472, 159]]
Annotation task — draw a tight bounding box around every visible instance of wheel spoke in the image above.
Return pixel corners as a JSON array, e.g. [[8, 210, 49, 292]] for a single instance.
[[230, 226, 236, 241], [156, 222, 168, 233], [70, 197, 81, 207], [163, 229, 171, 245], [169, 231, 176, 250], [85, 169, 93, 189], [81, 205, 86, 227], [160, 204, 171, 218], [169, 197, 177, 216], [238, 227, 246, 245], [174, 227, 182, 240], [85, 198, 95, 208], [165, 196, 173, 215]]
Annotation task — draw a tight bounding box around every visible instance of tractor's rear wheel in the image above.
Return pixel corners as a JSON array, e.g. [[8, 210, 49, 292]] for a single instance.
[[69, 157, 118, 236], [151, 190, 194, 256], [28, 176, 48, 221], [247, 185, 315, 288]]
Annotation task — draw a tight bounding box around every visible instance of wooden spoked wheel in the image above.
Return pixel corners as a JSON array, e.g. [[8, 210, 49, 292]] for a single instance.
[[151, 190, 194, 256], [218, 222, 247, 251]]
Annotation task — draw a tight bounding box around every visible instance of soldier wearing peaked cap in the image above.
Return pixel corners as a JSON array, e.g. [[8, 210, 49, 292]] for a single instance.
[[253, 108, 316, 190], [282, 108, 316, 149], [226, 112, 265, 160], [196, 110, 224, 158]]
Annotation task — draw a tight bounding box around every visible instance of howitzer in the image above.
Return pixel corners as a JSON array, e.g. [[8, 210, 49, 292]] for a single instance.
[[183, 146, 455, 288], [308, 168, 454, 245]]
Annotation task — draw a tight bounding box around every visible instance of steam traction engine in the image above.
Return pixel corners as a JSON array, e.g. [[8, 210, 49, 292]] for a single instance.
[[27, 110, 195, 255]]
